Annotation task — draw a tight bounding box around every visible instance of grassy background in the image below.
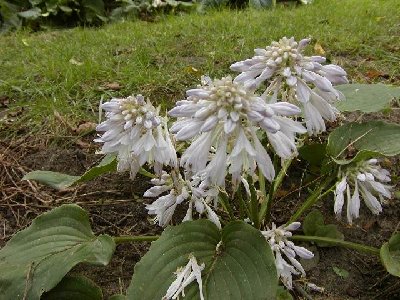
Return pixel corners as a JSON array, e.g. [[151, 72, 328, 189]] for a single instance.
[[0, 0, 399, 138]]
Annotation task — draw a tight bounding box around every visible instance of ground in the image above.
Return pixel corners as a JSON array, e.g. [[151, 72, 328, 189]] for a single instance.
[[1, 0, 400, 299]]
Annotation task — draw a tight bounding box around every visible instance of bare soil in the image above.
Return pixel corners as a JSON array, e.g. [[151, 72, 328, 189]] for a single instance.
[[0, 112, 399, 299]]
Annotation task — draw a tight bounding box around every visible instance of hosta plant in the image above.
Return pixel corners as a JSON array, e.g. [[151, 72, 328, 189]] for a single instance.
[[2, 36, 400, 299]]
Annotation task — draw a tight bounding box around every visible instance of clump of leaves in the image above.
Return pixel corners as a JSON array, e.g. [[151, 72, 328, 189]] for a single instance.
[[0, 0, 193, 32]]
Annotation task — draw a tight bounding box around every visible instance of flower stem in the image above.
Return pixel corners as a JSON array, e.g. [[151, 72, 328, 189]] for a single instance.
[[219, 191, 235, 220], [114, 235, 159, 244], [288, 177, 335, 224], [290, 235, 380, 256], [259, 157, 293, 224]]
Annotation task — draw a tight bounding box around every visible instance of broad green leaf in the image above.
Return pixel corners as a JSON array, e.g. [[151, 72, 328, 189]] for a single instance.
[[314, 225, 343, 247], [22, 154, 117, 190], [327, 121, 400, 164], [42, 275, 102, 300], [77, 154, 117, 182], [336, 84, 400, 113], [380, 233, 400, 277], [303, 210, 324, 236], [17, 7, 42, 19], [23, 171, 80, 189], [276, 286, 293, 300], [299, 143, 327, 166], [0, 204, 115, 300], [127, 220, 278, 300], [303, 210, 343, 247]]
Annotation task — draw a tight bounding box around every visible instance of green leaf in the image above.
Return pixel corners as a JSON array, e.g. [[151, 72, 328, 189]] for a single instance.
[[0, 204, 115, 300], [276, 286, 293, 300], [59, 5, 73, 13], [77, 154, 117, 183], [303, 210, 343, 247], [303, 210, 324, 236], [380, 233, 400, 277], [314, 224, 344, 245], [42, 275, 102, 300], [82, 0, 106, 22], [23, 170, 80, 189], [249, 0, 272, 8], [22, 154, 117, 190], [299, 143, 327, 166], [127, 220, 278, 300], [336, 83, 400, 113], [327, 121, 400, 164], [332, 266, 349, 279], [17, 7, 42, 19]]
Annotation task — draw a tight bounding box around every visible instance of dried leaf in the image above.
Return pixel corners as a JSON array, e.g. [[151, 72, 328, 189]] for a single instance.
[[314, 42, 325, 55], [75, 122, 97, 134], [103, 82, 122, 90]]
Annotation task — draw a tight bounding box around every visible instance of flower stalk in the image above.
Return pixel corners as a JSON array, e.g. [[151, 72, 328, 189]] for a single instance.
[[288, 177, 335, 224], [289, 235, 380, 256]]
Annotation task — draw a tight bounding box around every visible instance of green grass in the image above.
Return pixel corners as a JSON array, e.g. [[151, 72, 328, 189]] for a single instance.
[[0, 0, 399, 138]]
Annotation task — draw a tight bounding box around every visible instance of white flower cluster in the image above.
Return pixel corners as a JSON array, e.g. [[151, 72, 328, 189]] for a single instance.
[[145, 171, 221, 228], [169, 76, 306, 186], [163, 255, 205, 300], [334, 158, 392, 224], [95, 95, 177, 178], [262, 222, 314, 289], [231, 37, 348, 134]]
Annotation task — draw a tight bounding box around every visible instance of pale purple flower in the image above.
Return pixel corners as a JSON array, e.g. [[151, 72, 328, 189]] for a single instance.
[[145, 171, 221, 228], [334, 159, 392, 224], [262, 222, 314, 289], [231, 37, 348, 135], [163, 255, 205, 300], [95, 95, 177, 179], [169, 76, 305, 186]]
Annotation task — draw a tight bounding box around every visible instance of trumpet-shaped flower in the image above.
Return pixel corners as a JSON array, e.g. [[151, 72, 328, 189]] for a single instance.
[[169, 76, 306, 186], [230, 37, 348, 135], [95, 95, 177, 179], [262, 222, 314, 289], [145, 171, 221, 228], [163, 255, 205, 300], [334, 158, 392, 224]]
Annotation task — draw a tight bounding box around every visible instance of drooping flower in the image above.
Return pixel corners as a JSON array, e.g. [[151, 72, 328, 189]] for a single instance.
[[169, 76, 306, 186], [334, 158, 392, 224], [230, 37, 348, 134], [145, 171, 221, 228], [163, 254, 205, 300], [95, 95, 177, 179], [262, 222, 314, 290]]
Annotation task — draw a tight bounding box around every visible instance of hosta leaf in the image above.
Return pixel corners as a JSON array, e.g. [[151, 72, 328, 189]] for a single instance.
[[336, 84, 400, 113], [276, 286, 293, 300], [127, 220, 278, 300], [0, 204, 115, 300], [17, 7, 42, 19], [303, 210, 324, 236], [327, 121, 400, 164], [380, 233, 400, 277], [303, 210, 343, 247], [42, 275, 102, 300], [299, 143, 327, 166], [22, 154, 117, 190]]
